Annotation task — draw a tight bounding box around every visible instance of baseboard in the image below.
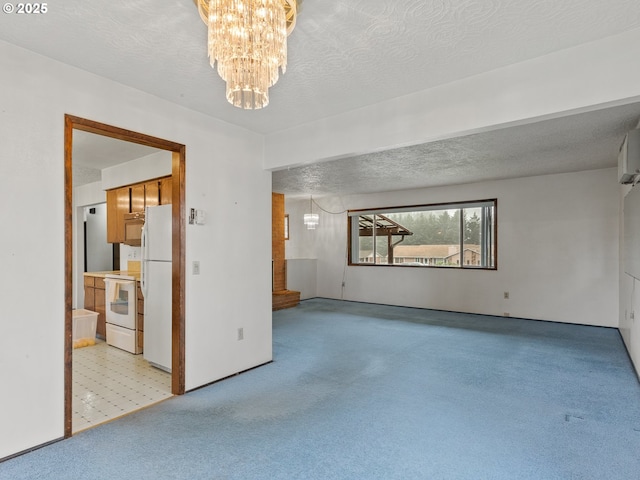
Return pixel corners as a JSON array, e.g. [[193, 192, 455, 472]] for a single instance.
[[307, 297, 619, 330], [1, 436, 64, 463], [617, 330, 640, 384], [185, 360, 274, 394]]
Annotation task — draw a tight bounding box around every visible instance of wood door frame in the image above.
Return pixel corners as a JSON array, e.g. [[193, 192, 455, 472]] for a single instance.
[[64, 115, 186, 438]]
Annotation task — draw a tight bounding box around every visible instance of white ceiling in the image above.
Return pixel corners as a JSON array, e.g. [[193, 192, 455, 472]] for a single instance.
[[2, 0, 640, 193], [71, 131, 163, 187]]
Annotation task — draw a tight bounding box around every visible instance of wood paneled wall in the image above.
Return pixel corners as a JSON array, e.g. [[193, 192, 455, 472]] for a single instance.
[[272, 193, 286, 292]]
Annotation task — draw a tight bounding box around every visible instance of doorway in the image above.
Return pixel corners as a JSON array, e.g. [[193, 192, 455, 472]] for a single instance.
[[64, 115, 186, 438]]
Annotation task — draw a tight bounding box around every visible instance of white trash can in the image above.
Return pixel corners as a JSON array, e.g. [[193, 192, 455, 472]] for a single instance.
[[72, 309, 98, 348]]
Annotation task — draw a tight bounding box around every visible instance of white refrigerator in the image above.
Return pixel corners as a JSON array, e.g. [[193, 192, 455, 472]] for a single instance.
[[141, 204, 172, 372]]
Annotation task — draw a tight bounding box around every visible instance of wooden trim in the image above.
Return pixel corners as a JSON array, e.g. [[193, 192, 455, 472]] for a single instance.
[[65, 115, 183, 152], [63, 115, 186, 439], [284, 214, 289, 240], [63, 116, 73, 438], [171, 148, 186, 395], [347, 198, 498, 215], [493, 198, 499, 271], [347, 213, 353, 264]]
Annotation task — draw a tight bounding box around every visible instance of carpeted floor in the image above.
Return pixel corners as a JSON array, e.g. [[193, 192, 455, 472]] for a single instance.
[[2, 298, 640, 479]]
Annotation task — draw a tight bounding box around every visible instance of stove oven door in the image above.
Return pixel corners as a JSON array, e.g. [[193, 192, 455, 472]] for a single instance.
[[104, 278, 140, 354], [105, 278, 136, 329]]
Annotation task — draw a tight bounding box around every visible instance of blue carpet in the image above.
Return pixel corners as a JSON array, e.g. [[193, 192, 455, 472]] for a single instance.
[[2, 298, 639, 479]]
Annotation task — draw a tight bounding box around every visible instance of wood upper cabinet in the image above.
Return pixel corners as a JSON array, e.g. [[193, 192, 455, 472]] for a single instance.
[[130, 184, 145, 213], [132, 181, 160, 212], [106, 186, 130, 244], [106, 176, 171, 243], [145, 180, 160, 208], [160, 177, 172, 205]]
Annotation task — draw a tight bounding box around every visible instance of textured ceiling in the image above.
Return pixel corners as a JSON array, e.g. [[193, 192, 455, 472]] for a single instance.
[[1, 0, 639, 134], [2, 1, 640, 193], [273, 102, 640, 196]]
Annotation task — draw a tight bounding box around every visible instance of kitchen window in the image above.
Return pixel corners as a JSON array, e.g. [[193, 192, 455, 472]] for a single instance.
[[348, 199, 497, 269]]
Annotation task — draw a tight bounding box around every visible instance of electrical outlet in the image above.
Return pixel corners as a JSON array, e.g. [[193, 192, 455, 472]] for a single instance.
[[503, 312, 510, 317], [192, 261, 200, 275], [504, 291, 509, 299], [237, 327, 244, 341]]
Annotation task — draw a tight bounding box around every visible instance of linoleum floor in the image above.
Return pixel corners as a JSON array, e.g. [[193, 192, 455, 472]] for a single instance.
[[72, 340, 171, 432]]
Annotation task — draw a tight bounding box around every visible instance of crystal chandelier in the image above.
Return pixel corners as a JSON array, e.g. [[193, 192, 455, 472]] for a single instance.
[[303, 196, 319, 230], [195, 0, 300, 109]]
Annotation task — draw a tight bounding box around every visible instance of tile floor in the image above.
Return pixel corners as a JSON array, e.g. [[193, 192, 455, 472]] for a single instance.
[[72, 339, 172, 432]]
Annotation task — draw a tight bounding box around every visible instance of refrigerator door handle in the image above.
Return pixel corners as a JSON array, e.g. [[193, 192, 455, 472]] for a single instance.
[[141, 224, 148, 299]]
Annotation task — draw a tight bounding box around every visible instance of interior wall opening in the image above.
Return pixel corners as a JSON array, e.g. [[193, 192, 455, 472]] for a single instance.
[[64, 115, 186, 438]]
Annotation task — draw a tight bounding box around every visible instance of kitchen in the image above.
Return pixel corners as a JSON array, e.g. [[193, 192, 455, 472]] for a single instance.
[[73, 132, 174, 431]]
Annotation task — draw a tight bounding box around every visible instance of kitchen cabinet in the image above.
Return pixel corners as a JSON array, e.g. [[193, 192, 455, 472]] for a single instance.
[[106, 186, 130, 244], [145, 180, 160, 207], [159, 177, 172, 205], [106, 176, 171, 243], [83, 275, 106, 338], [131, 181, 159, 212], [130, 184, 145, 213]]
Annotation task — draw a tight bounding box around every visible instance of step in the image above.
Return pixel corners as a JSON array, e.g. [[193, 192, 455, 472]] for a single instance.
[[272, 290, 301, 311]]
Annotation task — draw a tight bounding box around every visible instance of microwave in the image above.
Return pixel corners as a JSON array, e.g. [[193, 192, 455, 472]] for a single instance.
[[123, 212, 144, 246]]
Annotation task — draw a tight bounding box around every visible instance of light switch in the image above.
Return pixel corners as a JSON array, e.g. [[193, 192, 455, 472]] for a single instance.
[[189, 208, 206, 225], [192, 261, 200, 275]]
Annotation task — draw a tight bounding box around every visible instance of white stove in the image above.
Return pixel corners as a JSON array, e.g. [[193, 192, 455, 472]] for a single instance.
[[104, 274, 141, 354]]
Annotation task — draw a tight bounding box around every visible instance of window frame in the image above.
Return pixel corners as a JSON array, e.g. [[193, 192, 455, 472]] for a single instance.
[[347, 198, 497, 270], [284, 214, 290, 240]]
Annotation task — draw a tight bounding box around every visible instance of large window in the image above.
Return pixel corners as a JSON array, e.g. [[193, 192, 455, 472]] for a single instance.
[[348, 199, 496, 269]]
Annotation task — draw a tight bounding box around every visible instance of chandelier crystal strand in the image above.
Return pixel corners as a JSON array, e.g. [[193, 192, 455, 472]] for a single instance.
[[201, 0, 291, 109], [304, 195, 319, 229]]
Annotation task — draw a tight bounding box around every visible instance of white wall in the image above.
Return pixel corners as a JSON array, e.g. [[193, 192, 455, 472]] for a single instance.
[[75, 180, 106, 207], [102, 150, 172, 190], [284, 197, 317, 259], [286, 259, 317, 300], [619, 184, 640, 377], [284, 197, 327, 299], [0, 41, 272, 459], [119, 245, 141, 270], [286, 169, 619, 327], [73, 181, 107, 308]]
